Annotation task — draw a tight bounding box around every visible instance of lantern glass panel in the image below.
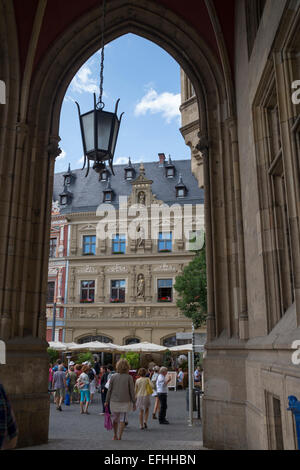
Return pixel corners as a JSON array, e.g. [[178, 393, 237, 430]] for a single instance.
[[97, 111, 113, 152], [111, 117, 120, 157], [82, 111, 95, 153]]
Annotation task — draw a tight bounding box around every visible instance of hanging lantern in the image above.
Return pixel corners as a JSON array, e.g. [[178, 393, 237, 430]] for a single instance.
[[75, 0, 123, 177], [76, 95, 123, 176]]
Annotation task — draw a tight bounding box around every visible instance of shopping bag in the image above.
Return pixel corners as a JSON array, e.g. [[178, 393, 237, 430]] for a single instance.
[[104, 406, 113, 431], [65, 392, 70, 406]]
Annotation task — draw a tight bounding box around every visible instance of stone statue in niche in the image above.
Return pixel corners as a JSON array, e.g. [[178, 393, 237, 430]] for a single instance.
[[137, 226, 145, 248], [137, 274, 145, 299], [138, 191, 145, 205]]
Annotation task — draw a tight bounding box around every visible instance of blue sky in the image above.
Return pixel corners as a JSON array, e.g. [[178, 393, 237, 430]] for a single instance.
[[55, 33, 189, 174]]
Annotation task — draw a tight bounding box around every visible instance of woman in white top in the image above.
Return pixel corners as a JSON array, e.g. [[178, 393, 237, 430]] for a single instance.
[[150, 366, 160, 419]]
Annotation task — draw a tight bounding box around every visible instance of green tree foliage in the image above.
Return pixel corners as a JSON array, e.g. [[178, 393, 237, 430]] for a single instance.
[[121, 352, 140, 369], [174, 246, 207, 329], [47, 348, 59, 364], [76, 351, 94, 364]]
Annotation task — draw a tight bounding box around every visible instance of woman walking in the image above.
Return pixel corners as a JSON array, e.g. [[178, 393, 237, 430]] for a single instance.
[[105, 359, 136, 441], [135, 368, 153, 430], [77, 365, 91, 415], [151, 366, 160, 419]]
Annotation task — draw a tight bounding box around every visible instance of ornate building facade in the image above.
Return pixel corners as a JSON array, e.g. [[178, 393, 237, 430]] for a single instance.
[[1, 0, 300, 450], [50, 155, 205, 347]]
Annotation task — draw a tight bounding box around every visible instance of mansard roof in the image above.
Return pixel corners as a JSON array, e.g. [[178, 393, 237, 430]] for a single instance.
[[53, 159, 204, 214]]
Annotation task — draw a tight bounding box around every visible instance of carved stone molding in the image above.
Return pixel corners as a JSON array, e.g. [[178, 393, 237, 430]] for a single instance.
[[153, 263, 177, 273], [106, 264, 129, 273]]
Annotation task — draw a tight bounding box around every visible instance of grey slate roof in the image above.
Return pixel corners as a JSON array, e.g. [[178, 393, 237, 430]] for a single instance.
[[53, 159, 204, 214]]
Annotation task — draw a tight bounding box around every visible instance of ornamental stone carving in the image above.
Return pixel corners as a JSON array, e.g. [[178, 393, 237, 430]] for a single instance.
[[153, 263, 177, 273], [77, 266, 98, 274], [106, 264, 128, 273]]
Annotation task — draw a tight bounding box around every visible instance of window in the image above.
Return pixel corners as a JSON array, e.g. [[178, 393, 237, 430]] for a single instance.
[[254, 72, 294, 331], [158, 279, 173, 302], [158, 232, 172, 252], [78, 335, 111, 344], [125, 169, 134, 180], [177, 188, 185, 198], [47, 281, 55, 303], [49, 238, 57, 258], [265, 392, 284, 450], [100, 170, 108, 181], [112, 234, 126, 254], [163, 335, 177, 347], [104, 192, 112, 202], [110, 280, 125, 303], [83, 235, 96, 255], [125, 338, 140, 345], [167, 167, 175, 178], [80, 280, 95, 303]]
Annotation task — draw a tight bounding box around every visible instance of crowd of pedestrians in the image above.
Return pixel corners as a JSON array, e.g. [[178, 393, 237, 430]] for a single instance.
[[48, 357, 191, 441]]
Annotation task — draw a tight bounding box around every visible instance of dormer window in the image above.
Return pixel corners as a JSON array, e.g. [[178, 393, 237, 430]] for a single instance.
[[103, 178, 114, 203], [59, 185, 71, 205], [125, 157, 135, 181], [165, 155, 175, 178], [175, 174, 187, 198], [100, 170, 108, 181], [63, 163, 73, 186]]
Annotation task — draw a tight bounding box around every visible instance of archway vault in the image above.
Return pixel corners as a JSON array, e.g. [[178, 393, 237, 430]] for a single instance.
[[0, 0, 248, 449]]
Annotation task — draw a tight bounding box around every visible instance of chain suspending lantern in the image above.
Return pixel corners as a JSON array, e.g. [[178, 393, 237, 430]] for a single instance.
[[76, 0, 124, 177]]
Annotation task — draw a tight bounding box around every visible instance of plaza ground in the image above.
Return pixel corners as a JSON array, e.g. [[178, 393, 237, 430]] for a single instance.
[[21, 389, 204, 450]]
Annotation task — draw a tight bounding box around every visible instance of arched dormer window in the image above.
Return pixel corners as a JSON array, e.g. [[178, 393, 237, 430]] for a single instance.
[[165, 155, 175, 178], [125, 157, 135, 181], [103, 178, 114, 202], [175, 174, 187, 198]]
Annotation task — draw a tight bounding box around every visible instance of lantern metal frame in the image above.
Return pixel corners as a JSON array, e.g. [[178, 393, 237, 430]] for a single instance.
[[76, 94, 124, 177]]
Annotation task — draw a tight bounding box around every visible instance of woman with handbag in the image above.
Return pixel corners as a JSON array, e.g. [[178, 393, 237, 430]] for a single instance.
[[105, 359, 136, 441], [135, 368, 153, 430]]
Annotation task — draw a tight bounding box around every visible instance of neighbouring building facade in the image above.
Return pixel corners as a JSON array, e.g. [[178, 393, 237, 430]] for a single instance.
[[46, 198, 69, 343], [50, 155, 205, 348], [1, 0, 300, 451]]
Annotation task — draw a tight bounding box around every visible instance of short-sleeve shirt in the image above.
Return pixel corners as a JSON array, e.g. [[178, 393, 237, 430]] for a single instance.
[[78, 373, 90, 391], [177, 371, 184, 383], [156, 374, 168, 394], [53, 370, 66, 389], [0, 384, 18, 450]]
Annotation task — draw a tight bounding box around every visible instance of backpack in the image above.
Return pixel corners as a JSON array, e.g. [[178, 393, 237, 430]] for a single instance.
[[88, 370, 95, 382]]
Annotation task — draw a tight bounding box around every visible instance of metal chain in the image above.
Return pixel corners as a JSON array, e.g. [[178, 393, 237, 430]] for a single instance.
[[98, 0, 106, 109]]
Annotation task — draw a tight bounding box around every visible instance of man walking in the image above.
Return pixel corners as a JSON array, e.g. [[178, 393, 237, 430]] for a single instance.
[[156, 367, 171, 424], [52, 365, 67, 411]]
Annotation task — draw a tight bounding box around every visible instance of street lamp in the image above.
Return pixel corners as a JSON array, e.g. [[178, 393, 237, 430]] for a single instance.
[[75, 0, 123, 177]]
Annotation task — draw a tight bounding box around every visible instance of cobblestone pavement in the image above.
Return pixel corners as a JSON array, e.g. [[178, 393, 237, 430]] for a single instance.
[[22, 390, 205, 450]]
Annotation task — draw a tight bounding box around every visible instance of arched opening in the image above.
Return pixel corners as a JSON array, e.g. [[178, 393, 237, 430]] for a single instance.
[[1, 0, 244, 449]]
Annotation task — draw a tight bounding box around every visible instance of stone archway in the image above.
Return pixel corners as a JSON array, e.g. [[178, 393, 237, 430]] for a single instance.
[[0, 0, 248, 448]]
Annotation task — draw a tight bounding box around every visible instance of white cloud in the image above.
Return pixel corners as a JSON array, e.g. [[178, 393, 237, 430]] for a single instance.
[[134, 88, 180, 123], [78, 156, 85, 165], [57, 149, 66, 161], [71, 65, 98, 95], [115, 156, 143, 165]]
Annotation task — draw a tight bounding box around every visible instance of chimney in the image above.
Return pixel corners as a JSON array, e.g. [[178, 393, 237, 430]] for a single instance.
[[158, 153, 166, 166]]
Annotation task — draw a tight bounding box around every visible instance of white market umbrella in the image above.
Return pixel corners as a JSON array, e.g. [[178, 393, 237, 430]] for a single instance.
[[117, 342, 168, 353], [67, 341, 119, 353], [168, 343, 205, 353], [48, 341, 67, 351]]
